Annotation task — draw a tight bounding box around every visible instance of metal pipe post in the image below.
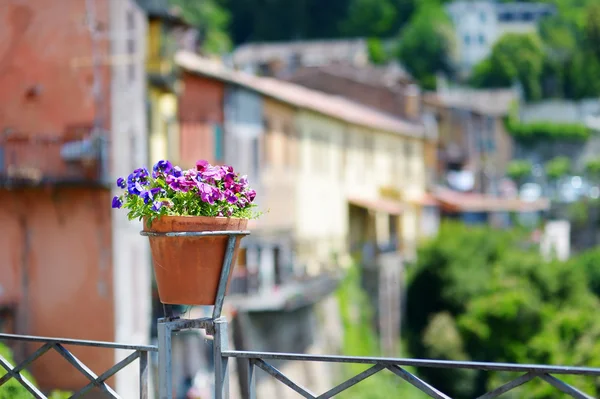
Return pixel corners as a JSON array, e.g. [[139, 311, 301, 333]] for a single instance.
[[157, 320, 172, 399], [214, 318, 230, 399]]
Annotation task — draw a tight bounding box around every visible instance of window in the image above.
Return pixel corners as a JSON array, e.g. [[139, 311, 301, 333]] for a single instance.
[[283, 123, 296, 169], [479, 11, 486, 23], [464, 35, 471, 46], [404, 142, 414, 179], [478, 34, 485, 45], [364, 136, 374, 168], [522, 12, 534, 22], [262, 118, 271, 166], [126, 10, 136, 82], [214, 124, 224, 162], [252, 137, 260, 177]]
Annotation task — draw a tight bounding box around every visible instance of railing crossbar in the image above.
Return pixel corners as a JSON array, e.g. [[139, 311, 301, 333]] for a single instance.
[[53, 343, 119, 398], [253, 358, 316, 399], [315, 364, 384, 399], [0, 353, 48, 399], [70, 350, 141, 399], [0, 342, 54, 386], [223, 350, 600, 376], [0, 333, 157, 352], [540, 373, 595, 399], [476, 372, 536, 399], [387, 365, 452, 399]]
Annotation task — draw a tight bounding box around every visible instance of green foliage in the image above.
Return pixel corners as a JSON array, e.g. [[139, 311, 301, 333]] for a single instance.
[[545, 156, 571, 181], [339, 0, 398, 37], [395, 1, 456, 90], [506, 160, 532, 183], [169, 0, 231, 54], [504, 102, 590, 143], [405, 222, 600, 398], [366, 38, 389, 65], [470, 33, 545, 100], [335, 265, 430, 399], [585, 158, 600, 178]]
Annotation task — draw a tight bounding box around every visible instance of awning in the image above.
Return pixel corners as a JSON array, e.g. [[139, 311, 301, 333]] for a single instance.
[[348, 196, 404, 215], [434, 189, 550, 213]]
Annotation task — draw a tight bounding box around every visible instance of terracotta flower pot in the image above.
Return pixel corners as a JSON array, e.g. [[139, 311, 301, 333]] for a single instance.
[[143, 216, 248, 305]]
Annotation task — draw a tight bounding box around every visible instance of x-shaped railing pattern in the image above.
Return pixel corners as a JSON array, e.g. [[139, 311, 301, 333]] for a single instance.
[[226, 351, 600, 399], [0, 333, 157, 399]]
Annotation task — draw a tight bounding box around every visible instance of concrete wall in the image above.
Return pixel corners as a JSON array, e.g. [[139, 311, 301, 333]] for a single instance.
[[109, 0, 151, 397]]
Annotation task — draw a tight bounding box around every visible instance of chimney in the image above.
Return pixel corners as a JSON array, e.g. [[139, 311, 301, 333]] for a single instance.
[[404, 84, 421, 120]]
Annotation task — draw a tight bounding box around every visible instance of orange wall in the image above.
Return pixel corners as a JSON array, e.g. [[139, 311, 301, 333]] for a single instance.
[[0, 0, 110, 135], [0, 188, 114, 391], [179, 73, 225, 168]]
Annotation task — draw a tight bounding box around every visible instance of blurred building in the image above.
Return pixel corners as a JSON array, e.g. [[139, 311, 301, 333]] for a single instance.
[[423, 82, 519, 195], [0, 0, 150, 396], [135, 0, 200, 167], [445, 1, 556, 74], [176, 51, 434, 396], [231, 38, 371, 77]]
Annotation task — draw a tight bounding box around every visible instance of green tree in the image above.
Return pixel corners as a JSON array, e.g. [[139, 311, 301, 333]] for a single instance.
[[366, 38, 389, 65], [395, 1, 456, 90], [506, 160, 532, 185], [170, 0, 232, 54], [545, 156, 571, 181], [405, 222, 600, 398], [339, 0, 397, 37], [470, 33, 545, 100], [585, 158, 600, 180]]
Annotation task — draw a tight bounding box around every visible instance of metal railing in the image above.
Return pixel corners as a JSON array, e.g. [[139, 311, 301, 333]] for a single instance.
[[223, 350, 600, 399], [3, 227, 600, 398], [0, 333, 156, 399]]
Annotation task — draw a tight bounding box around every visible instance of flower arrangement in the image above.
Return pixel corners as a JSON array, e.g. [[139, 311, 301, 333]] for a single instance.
[[112, 159, 258, 224]]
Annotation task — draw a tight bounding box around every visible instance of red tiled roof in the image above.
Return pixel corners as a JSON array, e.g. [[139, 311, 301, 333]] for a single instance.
[[434, 188, 550, 212], [175, 51, 424, 138]]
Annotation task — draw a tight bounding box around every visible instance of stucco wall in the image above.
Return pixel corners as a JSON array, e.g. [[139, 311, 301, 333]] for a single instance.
[[0, 0, 111, 134], [0, 189, 115, 391], [179, 73, 225, 168], [260, 99, 298, 233]]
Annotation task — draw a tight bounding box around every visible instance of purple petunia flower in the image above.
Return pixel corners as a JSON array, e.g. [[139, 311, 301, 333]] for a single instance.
[[196, 160, 209, 172], [198, 182, 219, 204], [202, 166, 224, 181], [246, 189, 257, 202], [116, 177, 126, 189], [128, 181, 146, 196], [111, 196, 122, 209], [151, 200, 163, 212], [152, 160, 173, 178], [172, 166, 183, 178], [142, 187, 166, 204], [224, 189, 238, 204]]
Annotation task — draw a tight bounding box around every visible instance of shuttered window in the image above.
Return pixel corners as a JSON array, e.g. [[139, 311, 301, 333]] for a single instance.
[[214, 124, 224, 162]]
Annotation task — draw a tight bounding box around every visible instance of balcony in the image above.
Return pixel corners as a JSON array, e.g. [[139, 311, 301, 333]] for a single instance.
[[227, 267, 342, 312], [0, 132, 107, 187]]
